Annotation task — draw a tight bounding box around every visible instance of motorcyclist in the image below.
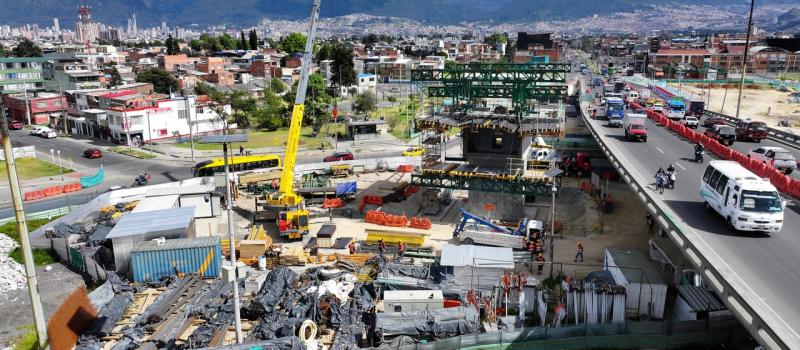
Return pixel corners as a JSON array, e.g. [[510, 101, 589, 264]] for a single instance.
[[665, 164, 676, 188], [666, 164, 675, 173], [694, 143, 705, 162]]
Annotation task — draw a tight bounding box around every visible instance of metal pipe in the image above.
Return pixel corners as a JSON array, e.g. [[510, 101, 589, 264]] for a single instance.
[[0, 107, 48, 349], [23, 85, 32, 125], [549, 185, 556, 279], [223, 142, 243, 343], [735, 0, 755, 120]]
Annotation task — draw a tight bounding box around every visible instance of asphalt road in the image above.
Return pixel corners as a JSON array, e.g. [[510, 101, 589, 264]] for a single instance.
[[0, 129, 457, 219], [584, 85, 800, 341]]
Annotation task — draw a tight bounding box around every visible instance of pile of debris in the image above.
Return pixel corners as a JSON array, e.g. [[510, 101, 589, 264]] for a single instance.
[[0, 233, 25, 293]]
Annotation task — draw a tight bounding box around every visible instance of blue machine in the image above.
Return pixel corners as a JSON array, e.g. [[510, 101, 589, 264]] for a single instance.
[[454, 209, 528, 236]]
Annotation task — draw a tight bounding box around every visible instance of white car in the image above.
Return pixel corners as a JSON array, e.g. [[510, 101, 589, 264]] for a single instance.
[[747, 146, 797, 174], [681, 116, 699, 129], [29, 126, 52, 135], [41, 130, 57, 139]]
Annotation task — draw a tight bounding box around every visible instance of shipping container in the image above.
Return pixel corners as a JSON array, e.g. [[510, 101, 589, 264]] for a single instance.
[[130, 236, 222, 282], [604, 248, 668, 320]]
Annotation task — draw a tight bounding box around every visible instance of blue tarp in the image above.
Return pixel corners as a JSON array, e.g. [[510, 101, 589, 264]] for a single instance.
[[335, 182, 357, 196], [80, 165, 105, 188]]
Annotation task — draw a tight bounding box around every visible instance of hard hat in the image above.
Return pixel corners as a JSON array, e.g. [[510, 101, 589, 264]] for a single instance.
[[538, 253, 543, 257]]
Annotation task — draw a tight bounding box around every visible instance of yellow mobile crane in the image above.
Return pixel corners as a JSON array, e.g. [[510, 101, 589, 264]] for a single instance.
[[266, 0, 321, 239]]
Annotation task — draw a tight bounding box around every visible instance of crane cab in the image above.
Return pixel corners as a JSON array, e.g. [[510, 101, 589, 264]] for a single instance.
[[278, 209, 310, 239]]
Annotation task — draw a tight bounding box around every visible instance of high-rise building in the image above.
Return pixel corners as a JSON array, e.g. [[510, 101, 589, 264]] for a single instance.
[[53, 18, 60, 33], [132, 14, 138, 35], [161, 21, 167, 34], [76, 6, 99, 43]]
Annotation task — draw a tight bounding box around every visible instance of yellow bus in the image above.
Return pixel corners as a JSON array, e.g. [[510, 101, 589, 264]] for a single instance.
[[192, 154, 281, 177]]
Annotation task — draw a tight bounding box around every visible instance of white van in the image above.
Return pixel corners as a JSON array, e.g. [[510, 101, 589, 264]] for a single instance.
[[625, 90, 639, 101], [700, 160, 785, 232]]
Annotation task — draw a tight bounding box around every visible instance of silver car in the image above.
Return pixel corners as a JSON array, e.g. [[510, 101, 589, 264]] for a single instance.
[[747, 146, 797, 174]]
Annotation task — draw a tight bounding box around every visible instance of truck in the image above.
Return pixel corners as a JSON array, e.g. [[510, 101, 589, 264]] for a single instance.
[[606, 97, 625, 127], [614, 81, 626, 93], [666, 98, 686, 120], [454, 209, 544, 249], [593, 77, 604, 87], [603, 84, 614, 96], [688, 100, 705, 116], [623, 113, 648, 142]]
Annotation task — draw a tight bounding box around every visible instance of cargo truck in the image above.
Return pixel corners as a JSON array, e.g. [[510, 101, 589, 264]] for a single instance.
[[603, 84, 615, 96], [624, 113, 648, 142]]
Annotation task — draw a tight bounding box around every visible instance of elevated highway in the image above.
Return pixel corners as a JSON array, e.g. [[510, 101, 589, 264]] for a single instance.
[[580, 80, 800, 349]]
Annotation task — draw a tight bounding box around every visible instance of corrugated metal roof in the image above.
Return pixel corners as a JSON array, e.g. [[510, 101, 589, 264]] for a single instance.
[[131, 195, 178, 213], [676, 285, 726, 312], [144, 184, 215, 197], [106, 207, 195, 239], [439, 244, 514, 269], [133, 236, 221, 253], [606, 247, 666, 285]]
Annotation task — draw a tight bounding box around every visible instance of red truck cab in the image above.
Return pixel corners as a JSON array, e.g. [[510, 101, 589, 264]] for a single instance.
[[735, 120, 768, 142], [625, 123, 647, 142]]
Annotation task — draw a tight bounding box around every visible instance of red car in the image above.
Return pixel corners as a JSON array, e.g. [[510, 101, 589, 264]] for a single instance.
[[8, 120, 23, 130], [83, 148, 103, 158], [702, 117, 727, 128], [323, 151, 353, 162], [735, 120, 768, 142]]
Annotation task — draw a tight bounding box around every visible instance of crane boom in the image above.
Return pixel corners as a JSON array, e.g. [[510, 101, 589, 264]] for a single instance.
[[277, 0, 321, 205]]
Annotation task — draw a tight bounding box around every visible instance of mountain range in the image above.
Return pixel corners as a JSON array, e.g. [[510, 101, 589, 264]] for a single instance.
[[0, 0, 796, 28]]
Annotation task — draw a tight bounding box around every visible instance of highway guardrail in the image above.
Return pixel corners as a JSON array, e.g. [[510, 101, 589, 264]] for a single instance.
[[580, 96, 797, 349], [702, 110, 800, 150]]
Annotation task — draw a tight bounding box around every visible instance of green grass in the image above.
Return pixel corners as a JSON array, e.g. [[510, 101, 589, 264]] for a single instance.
[[12, 324, 37, 350], [174, 126, 336, 151], [109, 147, 156, 159], [0, 158, 72, 180], [0, 217, 62, 266], [370, 99, 419, 141]]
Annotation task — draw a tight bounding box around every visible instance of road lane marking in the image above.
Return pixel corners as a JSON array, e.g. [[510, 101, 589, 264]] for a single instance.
[[676, 163, 687, 171], [655, 146, 665, 154]]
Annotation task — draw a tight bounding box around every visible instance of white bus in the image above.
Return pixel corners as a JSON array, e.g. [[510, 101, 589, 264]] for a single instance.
[[700, 161, 785, 232]]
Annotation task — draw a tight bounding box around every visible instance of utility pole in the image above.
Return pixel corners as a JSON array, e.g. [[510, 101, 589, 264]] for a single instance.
[[185, 82, 195, 163], [735, 0, 755, 120], [222, 142, 242, 343], [549, 185, 557, 279], [0, 108, 48, 349], [23, 85, 32, 125]]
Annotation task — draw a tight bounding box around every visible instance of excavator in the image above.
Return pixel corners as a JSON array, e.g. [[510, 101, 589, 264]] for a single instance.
[[264, 0, 321, 239]]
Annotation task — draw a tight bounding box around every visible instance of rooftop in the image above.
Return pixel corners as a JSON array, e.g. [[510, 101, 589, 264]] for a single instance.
[[439, 244, 514, 269], [606, 247, 666, 285], [106, 207, 196, 239]]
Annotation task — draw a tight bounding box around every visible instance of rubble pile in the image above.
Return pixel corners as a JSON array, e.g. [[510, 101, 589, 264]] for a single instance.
[[0, 233, 24, 293]]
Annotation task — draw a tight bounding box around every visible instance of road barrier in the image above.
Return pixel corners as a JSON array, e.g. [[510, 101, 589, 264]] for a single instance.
[[321, 198, 345, 209], [22, 182, 84, 202], [397, 164, 413, 173], [631, 101, 800, 200]]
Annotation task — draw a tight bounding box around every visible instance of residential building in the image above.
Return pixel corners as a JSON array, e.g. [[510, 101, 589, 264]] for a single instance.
[[2, 92, 67, 125], [0, 57, 47, 94], [158, 54, 188, 72], [650, 49, 712, 69], [42, 55, 103, 91], [356, 73, 377, 93]]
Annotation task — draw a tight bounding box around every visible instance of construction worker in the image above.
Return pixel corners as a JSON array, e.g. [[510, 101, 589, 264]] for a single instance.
[[379, 238, 386, 255], [536, 254, 545, 275], [239, 144, 244, 156], [270, 179, 278, 191], [575, 241, 584, 262], [348, 240, 356, 255], [535, 239, 543, 256], [397, 241, 405, 257]]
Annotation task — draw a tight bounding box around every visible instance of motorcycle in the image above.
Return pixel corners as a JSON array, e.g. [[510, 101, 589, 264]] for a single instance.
[[133, 173, 151, 187], [694, 149, 705, 163], [666, 171, 676, 189]]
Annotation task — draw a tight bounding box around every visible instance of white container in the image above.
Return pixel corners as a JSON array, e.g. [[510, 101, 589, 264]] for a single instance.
[[604, 248, 668, 319]]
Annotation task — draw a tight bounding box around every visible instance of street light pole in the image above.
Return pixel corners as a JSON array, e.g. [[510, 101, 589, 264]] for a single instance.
[[57, 150, 63, 181], [735, 0, 756, 120], [0, 113, 48, 349], [549, 185, 557, 279]]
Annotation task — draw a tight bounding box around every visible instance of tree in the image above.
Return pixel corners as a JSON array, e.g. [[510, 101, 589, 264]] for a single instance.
[[361, 33, 379, 49], [353, 91, 377, 115], [198, 34, 222, 52], [270, 78, 286, 93], [0, 43, 8, 57], [280, 32, 307, 54], [331, 43, 356, 88], [254, 93, 285, 130], [283, 73, 331, 128], [238, 30, 248, 50], [136, 68, 179, 94], [218, 33, 237, 50], [190, 39, 202, 52], [12, 39, 42, 57], [165, 34, 179, 55], [317, 42, 334, 61], [249, 30, 259, 50], [486, 33, 508, 48], [109, 67, 123, 87]]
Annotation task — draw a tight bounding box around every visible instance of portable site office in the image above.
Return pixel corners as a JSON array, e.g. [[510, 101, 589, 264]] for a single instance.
[[604, 247, 668, 320]]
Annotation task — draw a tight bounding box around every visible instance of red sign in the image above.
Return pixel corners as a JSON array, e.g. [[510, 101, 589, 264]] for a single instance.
[[484, 203, 496, 212]]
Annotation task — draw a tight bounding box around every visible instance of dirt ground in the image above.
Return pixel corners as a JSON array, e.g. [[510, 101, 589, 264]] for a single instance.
[[233, 170, 653, 281], [673, 84, 800, 131]]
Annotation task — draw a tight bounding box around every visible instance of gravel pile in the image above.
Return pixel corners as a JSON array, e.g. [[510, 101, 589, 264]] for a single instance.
[[0, 233, 25, 293]]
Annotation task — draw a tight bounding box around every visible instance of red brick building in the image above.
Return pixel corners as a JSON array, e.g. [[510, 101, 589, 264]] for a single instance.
[[158, 54, 188, 72], [2, 92, 68, 125]]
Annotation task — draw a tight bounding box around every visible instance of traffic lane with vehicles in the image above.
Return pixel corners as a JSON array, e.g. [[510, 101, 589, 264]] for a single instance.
[[585, 110, 800, 335], [696, 118, 800, 180]]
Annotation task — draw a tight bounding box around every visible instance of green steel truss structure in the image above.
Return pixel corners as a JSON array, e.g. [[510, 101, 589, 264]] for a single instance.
[[411, 63, 570, 116], [410, 172, 560, 197]]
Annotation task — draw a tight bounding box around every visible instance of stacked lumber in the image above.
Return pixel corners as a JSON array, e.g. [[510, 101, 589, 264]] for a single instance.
[[279, 245, 309, 266], [239, 240, 267, 259]]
